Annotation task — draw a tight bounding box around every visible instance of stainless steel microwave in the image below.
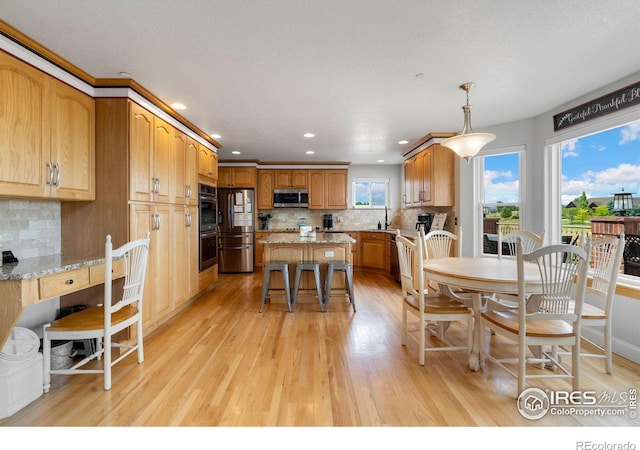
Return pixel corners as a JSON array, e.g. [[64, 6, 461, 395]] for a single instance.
[[273, 189, 309, 208]]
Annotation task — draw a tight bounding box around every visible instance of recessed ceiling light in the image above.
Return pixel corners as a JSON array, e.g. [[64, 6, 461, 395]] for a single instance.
[[118, 71, 131, 78], [398, 140, 409, 145], [306, 150, 315, 155], [377, 159, 385, 163], [303, 133, 315, 138], [415, 73, 424, 78], [210, 134, 222, 139], [171, 103, 186, 110], [231, 151, 241, 155]]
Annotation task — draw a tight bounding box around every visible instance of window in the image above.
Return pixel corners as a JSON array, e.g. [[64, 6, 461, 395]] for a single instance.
[[474, 147, 525, 256], [557, 119, 640, 278], [352, 178, 389, 208]]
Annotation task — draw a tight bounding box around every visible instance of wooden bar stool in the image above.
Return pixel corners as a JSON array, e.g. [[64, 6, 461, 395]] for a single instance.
[[260, 261, 292, 313], [292, 260, 325, 312], [324, 260, 356, 312]]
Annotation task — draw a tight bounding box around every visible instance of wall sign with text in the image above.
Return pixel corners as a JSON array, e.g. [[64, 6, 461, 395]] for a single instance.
[[553, 81, 640, 131]]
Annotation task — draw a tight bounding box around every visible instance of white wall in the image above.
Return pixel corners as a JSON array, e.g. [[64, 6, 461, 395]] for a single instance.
[[457, 70, 640, 364]]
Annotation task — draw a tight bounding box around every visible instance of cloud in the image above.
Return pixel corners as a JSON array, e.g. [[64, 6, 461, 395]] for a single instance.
[[483, 169, 512, 183], [619, 121, 640, 145], [561, 139, 579, 157], [484, 170, 519, 203], [563, 163, 640, 199]]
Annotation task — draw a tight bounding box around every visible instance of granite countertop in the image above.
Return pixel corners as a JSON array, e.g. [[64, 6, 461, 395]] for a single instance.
[[0, 254, 107, 281], [259, 232, 356, 244]]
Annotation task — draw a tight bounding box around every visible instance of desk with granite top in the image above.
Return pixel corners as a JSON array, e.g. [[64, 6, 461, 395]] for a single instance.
[[0, 254, 125, 348]]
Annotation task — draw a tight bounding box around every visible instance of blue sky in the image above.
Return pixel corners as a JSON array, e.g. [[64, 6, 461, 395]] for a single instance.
[[483, 120, 640, 206]]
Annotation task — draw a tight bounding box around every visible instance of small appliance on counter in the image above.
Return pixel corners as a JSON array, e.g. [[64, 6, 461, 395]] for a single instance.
[[258, 213, 272, 230], [416, 213, 434, 233], [323, 214, 333, 230]]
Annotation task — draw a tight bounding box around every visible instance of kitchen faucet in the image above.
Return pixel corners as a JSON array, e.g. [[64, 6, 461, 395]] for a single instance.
[[384, 206, 391, 230]]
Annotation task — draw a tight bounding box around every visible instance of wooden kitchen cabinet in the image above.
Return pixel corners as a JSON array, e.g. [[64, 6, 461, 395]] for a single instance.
[[403, 134, 455, 207], [254, 232, 269, 268], [184, 136, 199, 205], [308, 169, 348, 210], [0, 50, 95, 201], [257, 170, 274, 209], [171, 204, 198, 308], [151, 116, 172, 203], [129, 102, 155, 202], [325, 170, 348, 209], [49, 78, 96, 200], [346, 232, 358, 266], [130, 202, 171, 329], [218, 166, 256, 188], [274, 169, 308, 189], [198, 142, 218, 182], [359, 232, 387, 270], [308, 170, 325, 209], [171, 130, 188, 205]]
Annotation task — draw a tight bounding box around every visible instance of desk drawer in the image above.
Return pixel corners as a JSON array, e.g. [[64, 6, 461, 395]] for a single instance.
[[89, 260, 126, 284], [39, 268, 90, 300]]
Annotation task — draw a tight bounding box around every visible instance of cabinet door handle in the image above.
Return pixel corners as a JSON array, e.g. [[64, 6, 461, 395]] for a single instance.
[[156, 178, 161, 194], [65, 279, 74, 285], [46, 161, 53, 186], [155, 213, 160, 230], [54, 163, 61, 187]]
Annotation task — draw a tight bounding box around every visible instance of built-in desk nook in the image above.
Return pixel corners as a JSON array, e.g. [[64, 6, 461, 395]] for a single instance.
[[0, 255, 125, 348]]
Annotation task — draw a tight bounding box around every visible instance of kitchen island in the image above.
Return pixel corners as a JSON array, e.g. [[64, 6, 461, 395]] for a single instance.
[[258, 232, 356, 299]]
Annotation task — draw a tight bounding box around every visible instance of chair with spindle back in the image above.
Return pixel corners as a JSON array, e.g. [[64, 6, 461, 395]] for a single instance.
[[43, 233, 150, 392]]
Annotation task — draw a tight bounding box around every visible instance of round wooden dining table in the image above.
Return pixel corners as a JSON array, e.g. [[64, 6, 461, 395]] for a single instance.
[[422, 256, 543, 370]]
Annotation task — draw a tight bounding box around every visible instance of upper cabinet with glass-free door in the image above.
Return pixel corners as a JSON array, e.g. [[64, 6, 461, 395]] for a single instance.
[[0, 50, 95, 200]]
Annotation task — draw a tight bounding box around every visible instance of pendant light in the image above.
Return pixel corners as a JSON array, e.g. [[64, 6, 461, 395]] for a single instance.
[[441, 82, 496, 161]]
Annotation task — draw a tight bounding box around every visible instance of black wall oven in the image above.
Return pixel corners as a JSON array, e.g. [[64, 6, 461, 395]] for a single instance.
[[199, 184, 218, 271]]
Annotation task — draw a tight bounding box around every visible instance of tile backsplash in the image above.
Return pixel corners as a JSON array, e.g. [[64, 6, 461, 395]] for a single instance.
[[0, 199, 61, 260], [257, 207, 455, 232]]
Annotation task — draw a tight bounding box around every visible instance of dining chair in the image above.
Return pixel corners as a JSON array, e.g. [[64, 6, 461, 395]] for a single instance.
[[480, 237, 591, 396], [43, 233, 150, 392], [396, 232, 473, 366], [559, 232, 625, 374], [494, 229, 545, 307], [498, 228, 545, 259]]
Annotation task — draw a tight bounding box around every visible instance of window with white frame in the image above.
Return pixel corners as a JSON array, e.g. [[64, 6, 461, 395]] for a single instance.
[[474, 147, 525, 256], [544, 102, 640, 286], [352, 178, 389, 208]]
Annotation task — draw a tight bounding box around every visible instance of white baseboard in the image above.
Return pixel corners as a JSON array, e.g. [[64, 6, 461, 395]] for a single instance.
[[582, 327, 640, 365]]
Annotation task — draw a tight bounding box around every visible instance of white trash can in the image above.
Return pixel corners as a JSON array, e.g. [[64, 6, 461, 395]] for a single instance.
[[0, 327, 44, 419]]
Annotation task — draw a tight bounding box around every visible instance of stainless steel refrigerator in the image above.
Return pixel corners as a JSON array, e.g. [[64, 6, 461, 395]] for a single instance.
[[217, 188, 254, 273]]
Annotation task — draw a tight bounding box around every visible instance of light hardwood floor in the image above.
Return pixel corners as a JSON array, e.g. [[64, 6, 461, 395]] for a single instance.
[[2, 271, 639, 427]]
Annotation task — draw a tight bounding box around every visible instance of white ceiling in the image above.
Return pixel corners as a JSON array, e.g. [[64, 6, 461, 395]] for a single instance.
[[2, 0, 640, 165]]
